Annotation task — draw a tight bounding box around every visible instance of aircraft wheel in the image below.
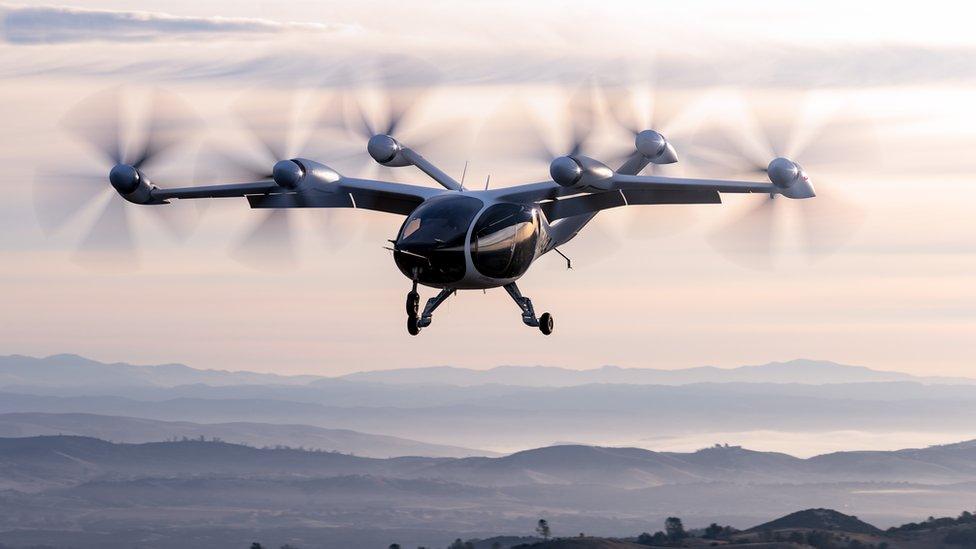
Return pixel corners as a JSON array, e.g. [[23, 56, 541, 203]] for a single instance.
[[406, 291, 420, 316], [407, 315, 420, 336], [539, 312, 554, 335]]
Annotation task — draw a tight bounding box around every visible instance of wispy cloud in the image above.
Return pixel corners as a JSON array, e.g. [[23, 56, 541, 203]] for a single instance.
[[0, 4, 360, 44]]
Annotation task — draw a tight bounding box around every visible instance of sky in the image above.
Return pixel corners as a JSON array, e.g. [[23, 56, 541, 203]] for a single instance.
[[0, 0, 975, 376]]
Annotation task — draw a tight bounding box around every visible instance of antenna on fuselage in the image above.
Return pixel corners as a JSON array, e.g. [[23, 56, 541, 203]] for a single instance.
[[459, 161, 469, 190], [484, 174, 491, 191]]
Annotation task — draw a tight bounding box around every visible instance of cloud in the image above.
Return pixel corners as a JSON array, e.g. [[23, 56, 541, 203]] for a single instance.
[[0, 4, 359, 44]]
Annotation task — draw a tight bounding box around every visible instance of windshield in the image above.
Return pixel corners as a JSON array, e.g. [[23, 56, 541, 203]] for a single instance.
[[395, 195, 484, 284], [470, 203, 539, 279]]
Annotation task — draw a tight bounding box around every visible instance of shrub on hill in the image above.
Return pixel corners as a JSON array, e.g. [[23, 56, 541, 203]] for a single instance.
[[888, 510, 976, 533]]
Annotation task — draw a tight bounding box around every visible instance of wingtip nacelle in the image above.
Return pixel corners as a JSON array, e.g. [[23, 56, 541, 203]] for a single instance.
[[109, 164, 156, 204], [767, 157, 815, 199], [635, 130, 678, 164]]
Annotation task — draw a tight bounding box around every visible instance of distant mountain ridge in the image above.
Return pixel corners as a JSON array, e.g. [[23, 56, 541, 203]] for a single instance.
[[0, 412, 495, 458], [0, 354, 321, 388], [3, 354, 972, 389], [5, 436, 976, 493], [341, 359, 976, 386]]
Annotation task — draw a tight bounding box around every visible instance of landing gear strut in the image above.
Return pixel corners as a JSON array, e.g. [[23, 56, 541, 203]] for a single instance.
[[504, 282, 554, 335], [406, 285, 455, 336]]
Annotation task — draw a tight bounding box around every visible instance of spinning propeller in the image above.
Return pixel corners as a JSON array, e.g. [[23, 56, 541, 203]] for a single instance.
[[34, 87, 200, 269], [220, 90, 358, 268], [689, 92, 874, 267]]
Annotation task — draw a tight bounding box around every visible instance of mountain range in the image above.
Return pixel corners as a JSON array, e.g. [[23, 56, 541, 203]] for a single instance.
[[2, 435, 976, 548], [339, 359, 976, 386], [3, 354, 973, 390], [6, 435, 976, 492], [3, 353, 976, 454], [0, 412, 494, 458]]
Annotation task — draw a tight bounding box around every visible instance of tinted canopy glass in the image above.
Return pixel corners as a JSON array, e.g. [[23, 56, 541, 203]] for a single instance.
[[470, 203, 539, 279], [394, 195, 483, 284]]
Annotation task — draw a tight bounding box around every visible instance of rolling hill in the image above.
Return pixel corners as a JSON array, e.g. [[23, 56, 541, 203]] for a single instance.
[[0, 412, 494, 458], [747, 508, 882, 534]]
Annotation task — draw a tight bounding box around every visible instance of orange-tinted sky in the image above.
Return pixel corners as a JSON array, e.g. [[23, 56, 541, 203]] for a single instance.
[[1, 1, 974, 376]]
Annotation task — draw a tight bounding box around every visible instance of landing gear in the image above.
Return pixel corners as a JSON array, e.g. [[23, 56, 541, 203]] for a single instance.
[[539, 312, 554, 335], [405, 285, 455, 335], [504, 282, 554, 335], [406, 281, 420, 317]]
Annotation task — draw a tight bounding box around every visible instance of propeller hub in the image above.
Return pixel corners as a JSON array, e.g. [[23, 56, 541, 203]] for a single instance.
[[109, 164, 141, 194], [550, 156, 583, 187], [635, 130, 678, 164], [367, 134, 401, 164], [635, 130, 665, 157], [767, 157, 801, 189], [273, 160, 305, 189]]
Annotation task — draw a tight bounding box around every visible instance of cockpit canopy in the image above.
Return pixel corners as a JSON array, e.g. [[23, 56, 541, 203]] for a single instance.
[[394, 195, 483, 284], [470, 203, 540, 279]]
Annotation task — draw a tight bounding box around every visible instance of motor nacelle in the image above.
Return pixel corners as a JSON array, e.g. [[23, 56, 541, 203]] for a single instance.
[[367, 134, 412, 167], [273, 158, 340, 189], [272, 159, 305, 189], [109, 164, 154, 204], [635, 130, 678, 164], [550, 155, 614, 191], [767, 157, 816, 199]]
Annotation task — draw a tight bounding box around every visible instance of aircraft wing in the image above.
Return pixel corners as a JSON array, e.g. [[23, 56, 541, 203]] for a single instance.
[[492, 174, 778, 222], [151, 177, 448, 216]]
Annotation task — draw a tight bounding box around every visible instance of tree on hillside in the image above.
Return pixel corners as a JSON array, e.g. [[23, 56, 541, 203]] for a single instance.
[[250, 543, 263, 549], [536, 519, 551, 540], [388, 544, 400, 549], [702, 523, 737, 540], [636, 531, 668, 546], [665, 517, 687, 542], [448, 539, 473, 549]]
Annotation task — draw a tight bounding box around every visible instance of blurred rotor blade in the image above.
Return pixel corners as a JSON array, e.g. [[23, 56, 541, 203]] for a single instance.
[[707, 197, 778, 270], [797, 179, 865, 258], [379, 58, 440, 137], [32, 169, 109, 234], [131, 90, 201, 171], [567, 83, 597, 156], [235, 93, 296, 163], [737, 91, 807, 161], [72, 196, 138, 270], [232, 209, 297, 270], [60, 87, 123, 166], [686, 121, 768, 176], [603, 84, 696, 137], [475, 99, 557, 166], [200, 145, 275, 182], [144, 203, 200, 242], [355, 102, 378, 140], [787, 107, 882, 173]]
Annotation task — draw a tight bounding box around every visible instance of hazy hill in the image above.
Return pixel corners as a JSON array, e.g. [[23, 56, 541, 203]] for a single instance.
[[0, 435, 447, 492], [747, 508, 882, 534], [0, 354, 320, 388], [5, 355, 974, 393], [4, 387, 976, 452], [0, 412, 494, 458], [340, 359, 975, 386], [513, 539, 647, 548], [6, 436, 976, 491], [3, 436, 976, 547]]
